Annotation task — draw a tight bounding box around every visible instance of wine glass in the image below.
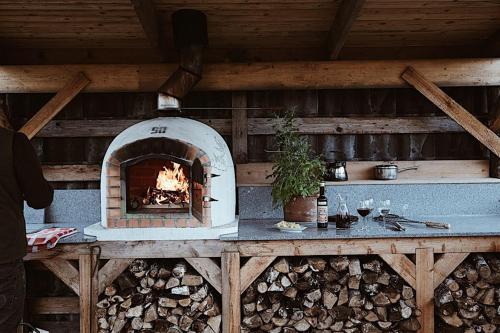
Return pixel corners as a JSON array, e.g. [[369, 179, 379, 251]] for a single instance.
[[378, 200, 391, 228], [357, 199, 374, 224]]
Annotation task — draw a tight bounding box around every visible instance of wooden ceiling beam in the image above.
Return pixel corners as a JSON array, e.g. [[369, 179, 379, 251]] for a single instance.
[[1, 59, 500, 93], [327, 0, 366, 59], [130, 0, 166, 60]]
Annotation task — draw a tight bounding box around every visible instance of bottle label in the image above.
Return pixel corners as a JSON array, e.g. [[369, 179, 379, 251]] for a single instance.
[[317, 205, 328, 223]]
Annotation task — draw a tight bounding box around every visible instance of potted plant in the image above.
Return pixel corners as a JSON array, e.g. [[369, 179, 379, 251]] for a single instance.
[[269, 110, 325, 222]]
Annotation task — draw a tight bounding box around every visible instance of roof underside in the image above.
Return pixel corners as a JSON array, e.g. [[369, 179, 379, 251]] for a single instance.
[[0, 0, 499, 64]]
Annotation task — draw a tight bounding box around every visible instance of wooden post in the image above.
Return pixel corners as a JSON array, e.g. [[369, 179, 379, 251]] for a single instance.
[[416, 248, 434, 333], [401, 66, 500, 158], [231, 92, 248, 164], [221, 252, 240, 333], [20, 72, 90, 139], [490, 90, 500, 177], [79, 254, 92, 333]]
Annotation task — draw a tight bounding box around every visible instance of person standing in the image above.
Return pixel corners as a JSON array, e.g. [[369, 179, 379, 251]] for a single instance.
[[0, 125, 54, 332]]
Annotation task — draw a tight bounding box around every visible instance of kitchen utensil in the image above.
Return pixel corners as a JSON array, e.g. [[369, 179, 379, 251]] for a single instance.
[[324, 151, 348, 181], [376, 214, 450, 229], [387, 220, 405, 231], [374, 164, 418, 180]]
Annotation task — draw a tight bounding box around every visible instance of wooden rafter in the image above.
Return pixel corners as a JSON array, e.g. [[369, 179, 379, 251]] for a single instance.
[[130, 0, 165, 59], [433, 252, 470, 289], [240, 256, 277, 294], [19, 72, 89, 139], [327, 0, 366, 59], [97, 259, 135, 295], [185, 258, 222, 294], [402, 66, 500, 158], [378, 254, 416, 289], [41, 259, 80, 295], [1, 59, 500, 93]]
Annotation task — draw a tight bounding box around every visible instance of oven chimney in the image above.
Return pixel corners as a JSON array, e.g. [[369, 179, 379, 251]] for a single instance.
[[158, 9, 208, 111]]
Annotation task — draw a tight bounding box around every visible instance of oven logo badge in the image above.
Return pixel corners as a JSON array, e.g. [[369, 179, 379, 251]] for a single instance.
[[151, 126, 167, 134]]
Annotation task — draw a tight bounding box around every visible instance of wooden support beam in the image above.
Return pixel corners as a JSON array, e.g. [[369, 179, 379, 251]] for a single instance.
[[379, 254, 416, 289], [222, 252, 240, 333], [43, 164, 101, 182], [1, 59, 500, 93], [41, 259, 80, 295], [240, 256, 277, 294], [97, 259, 135, 295], [433, 252, 470, 289], [130, 0, 165, 59], [327, 0, 365, 59], [402, 66, 500, 158], [231, 92, 248, 163], [28, 297, 79, 315], [185, 258, 222, 294], [19, 72, 89, 139], [416, 248, 434, 333], [79, 254, 92, 333]]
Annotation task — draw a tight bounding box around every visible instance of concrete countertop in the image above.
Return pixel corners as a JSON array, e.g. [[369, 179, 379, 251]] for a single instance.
[[26, 215, 500, 244], [220, 215, 500, 241]]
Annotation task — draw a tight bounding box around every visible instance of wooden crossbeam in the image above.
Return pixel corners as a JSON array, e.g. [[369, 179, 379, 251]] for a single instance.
[[327, 0, 365, 59], [19, 72, 89, 139], [378, 254, 416, 289], [416, 248, 434, 333], [240, 256, 277, 294], [433, 252, 470, 289], [231, 92, 248, 163], [41, 259, 80, 295], [1, 59, 500, 93], [185, 258, 222, 294], [28, 297, 79, 315], [98, 259, 135, 295], [222, 252, 240, 333], [402, 66, 500, 158], [130, 0, 165, 59]]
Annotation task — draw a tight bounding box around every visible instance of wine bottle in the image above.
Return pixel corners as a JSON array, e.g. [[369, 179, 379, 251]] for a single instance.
[[317, 182, 328, 229]]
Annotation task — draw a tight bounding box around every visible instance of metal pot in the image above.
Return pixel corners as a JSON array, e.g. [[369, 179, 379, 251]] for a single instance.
[[374, 164, 418, 180], [324, 150, 348, 181]]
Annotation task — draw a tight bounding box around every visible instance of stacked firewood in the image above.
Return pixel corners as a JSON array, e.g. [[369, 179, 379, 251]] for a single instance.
[[241, 256, 421, 333], [96, 259, 221, 333], [435, 254, 500, 333]]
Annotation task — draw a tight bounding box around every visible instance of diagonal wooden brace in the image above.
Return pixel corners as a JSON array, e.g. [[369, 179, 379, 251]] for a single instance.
[[379, 253, 416, 289], [185, 258, 222, 294]]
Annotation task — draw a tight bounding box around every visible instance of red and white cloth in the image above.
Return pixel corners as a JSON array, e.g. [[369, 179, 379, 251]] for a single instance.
[[26, 227, 77, 253]]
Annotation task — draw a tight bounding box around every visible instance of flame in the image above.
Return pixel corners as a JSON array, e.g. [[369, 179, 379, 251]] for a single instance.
[[155, 162, 189, 204]]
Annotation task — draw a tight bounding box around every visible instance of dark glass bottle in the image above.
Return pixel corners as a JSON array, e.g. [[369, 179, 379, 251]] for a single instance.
[[317, 182, 328, 229]]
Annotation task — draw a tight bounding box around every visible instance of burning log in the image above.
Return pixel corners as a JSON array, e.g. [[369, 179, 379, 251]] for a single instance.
[[435, 253, 500, 332], [97, 259, 221, 333], [241, 256, 421, 332]]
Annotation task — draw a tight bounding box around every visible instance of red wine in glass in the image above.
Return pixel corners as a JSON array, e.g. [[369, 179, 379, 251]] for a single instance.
[[357, 208, 372, 217]]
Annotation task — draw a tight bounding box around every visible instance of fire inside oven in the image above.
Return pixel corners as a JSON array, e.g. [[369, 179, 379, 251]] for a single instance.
[[125, 157, 191, 214]]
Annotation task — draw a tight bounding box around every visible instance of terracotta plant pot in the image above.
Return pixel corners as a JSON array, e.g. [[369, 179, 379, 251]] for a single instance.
[[283, 195, 318, 222]]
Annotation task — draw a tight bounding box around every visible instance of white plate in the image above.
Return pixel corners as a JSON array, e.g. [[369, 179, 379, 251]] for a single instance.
[[276, 226, 307, 233]]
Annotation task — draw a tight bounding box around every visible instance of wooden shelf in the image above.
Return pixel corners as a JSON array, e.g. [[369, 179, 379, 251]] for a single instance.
[[324, 178, 500, 186]]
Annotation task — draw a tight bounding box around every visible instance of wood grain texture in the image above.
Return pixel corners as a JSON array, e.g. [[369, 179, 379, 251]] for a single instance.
[[401, 66, 500, 157], [79, 254, 92, 333], [433, 252, 470, 289], [240, 256, 277, 293], [327, 0, 366, 59], [97, 259, 135, 295], [43, 164, 101, 182], [130, 0, 160, 50], [416, 248, 434, 333], [1, 59, 500, 93], [185, 258, 223, 294], [222, 252, 240, 333], [28, 297, 79, 315], [231, 92, 248, 163], [379, 254, 416, 289], [19, 72, 90, 139], [41, 259, 80, 295]]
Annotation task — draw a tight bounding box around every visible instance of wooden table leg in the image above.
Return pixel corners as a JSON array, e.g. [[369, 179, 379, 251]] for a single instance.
[[222, 252, 240, 333], [416, 248, 434, 333], [79, 254, 92, 333]]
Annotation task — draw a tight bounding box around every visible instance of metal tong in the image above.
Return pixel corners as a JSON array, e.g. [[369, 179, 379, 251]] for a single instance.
[[382, 214, 451, 229]]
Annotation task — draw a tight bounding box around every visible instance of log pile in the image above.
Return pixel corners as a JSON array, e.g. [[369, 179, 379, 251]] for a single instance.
[[96, 259, 221, 333], [241, 256, 421, 333], [435, 254, 500, 333]]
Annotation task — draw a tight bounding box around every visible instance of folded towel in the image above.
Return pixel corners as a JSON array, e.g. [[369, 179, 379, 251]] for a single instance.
[[27, 227, 77, 253]]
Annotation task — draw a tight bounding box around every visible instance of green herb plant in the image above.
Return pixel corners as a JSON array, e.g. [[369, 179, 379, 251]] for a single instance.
[[268, 110, 325, 207]]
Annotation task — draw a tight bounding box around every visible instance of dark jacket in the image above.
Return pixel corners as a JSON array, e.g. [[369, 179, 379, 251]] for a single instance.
[[0, 128, 53, 263]]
